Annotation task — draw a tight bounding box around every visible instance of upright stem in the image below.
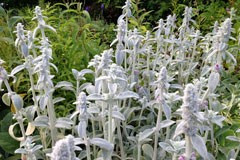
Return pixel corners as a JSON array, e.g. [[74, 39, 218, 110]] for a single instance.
[[117, 120, 125, 159], [46, 92, 57, 146], [185, 134, 192, 160], [153, 103, 162, 160], [108, 102, 113, 143], [101, 101, 107, 139], [137, 142, 141, 160], [17, 113, 26, 140], [124, 16, 128, 70], [85, 138, 91, 160], [92, 120, 97, 158]]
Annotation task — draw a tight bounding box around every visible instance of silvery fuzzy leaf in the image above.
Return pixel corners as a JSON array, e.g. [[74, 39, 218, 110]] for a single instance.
[[85, 84, 95, 95], [201, 66, 211, 77], [87, 94, 104, 101], [108, 83, 117, 94], [208, 72, 220, 93], [60, 86, 75, 92], [139, 127, 155, 142], [44, 24, 56, 33], [55, 81, 73, 88], [115, 50, 124, 66], [162, 103, 171, 119], [127, 136, 137, 144], [11, 94, 23, 110], [56, 117, 73, 129], [95, 80, 102, 94], [74, 138, 85, 145], [53, 97, 65, 104], [173, 120, 186, 139], [33, 115, 49, 127], [142, 144, 153, 158], [110, 38, 118, 47], [90, 138, 114, 151], [79, 83, 92, 92], [2, 93, 10, 106], [79, 69, 94, 77], [236, 129, 240, 133], [226, 136, 240, 143], [159, 120, 175, 129], [39, 96, 48, 110], [10, 64, 25, 76], [190, 62, 198, 71], [102, 149, 113, 160], [170, 84, 183, 89], [206, 49, 217, 61], [159, 142, 175, 153], [50, 63, 58, 72], [72, 69, 79, 80], [96, 76, 109, 82], [112, 111, 125, 121], [170, 140, 185, 151], [226, 51, 236, 65], [116, 91, 139, 100], [74, 146, 82, 151], [24, 105, 36, 122], [70, 111, 79, 119], [211, 115, 225, 128], [32, 144, 43, 152], [15, 148, 27, 154], [87, 106, 100, 114], [191, 134, 208, 159], [77, 121, 87, 138], [207, 153, 216, 160], [21, 43, 29, 57]]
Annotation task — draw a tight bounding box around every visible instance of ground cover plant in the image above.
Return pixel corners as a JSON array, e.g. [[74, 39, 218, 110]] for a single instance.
[[0, 0, 240, 160]]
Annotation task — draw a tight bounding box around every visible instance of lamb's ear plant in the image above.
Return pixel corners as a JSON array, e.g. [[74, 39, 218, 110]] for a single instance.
[[174, 84, 208, 160]]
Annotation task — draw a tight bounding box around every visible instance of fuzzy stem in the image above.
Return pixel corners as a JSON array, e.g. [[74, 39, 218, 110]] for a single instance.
[[172, 153, 177, 160], [85, 138, 91, 160], [17, 113, 26, 140], [138, 106, 144, 127], [137, 142, 141, 160], [153, 103, 162, 160], [46, 92, 57, 146], [102, 101, 107, 140], [185, 134, 192, 160], [108, 102, 113, 143], [92, 120, 97, 158], [117, 120, 125, 159]]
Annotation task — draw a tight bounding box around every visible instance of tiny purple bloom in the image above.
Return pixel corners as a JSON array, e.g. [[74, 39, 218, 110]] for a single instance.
[[214, 64, 221, 72], [178, 155, 185, 160], [85, 6, 90, 12], [101, 4, 104, 10]]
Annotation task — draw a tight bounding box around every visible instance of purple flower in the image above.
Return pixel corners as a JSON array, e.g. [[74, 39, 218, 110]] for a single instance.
[[214, 64, 221, 72], [101, 4, 104, 10], [178, 155, 185, 160], [85, 6, 90, 12]]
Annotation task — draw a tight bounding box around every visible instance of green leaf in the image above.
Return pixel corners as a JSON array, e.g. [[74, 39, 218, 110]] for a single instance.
[[2, 93, 10, 106], [142, 144, 153, 158], [0, 6, 6, 17], [0, 132, 19, 154], [5, 155, 21, 160], [0, 112, 12, 132]]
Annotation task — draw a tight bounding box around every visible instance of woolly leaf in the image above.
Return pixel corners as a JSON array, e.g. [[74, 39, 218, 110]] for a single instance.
[[191, 134, 208, 159]]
